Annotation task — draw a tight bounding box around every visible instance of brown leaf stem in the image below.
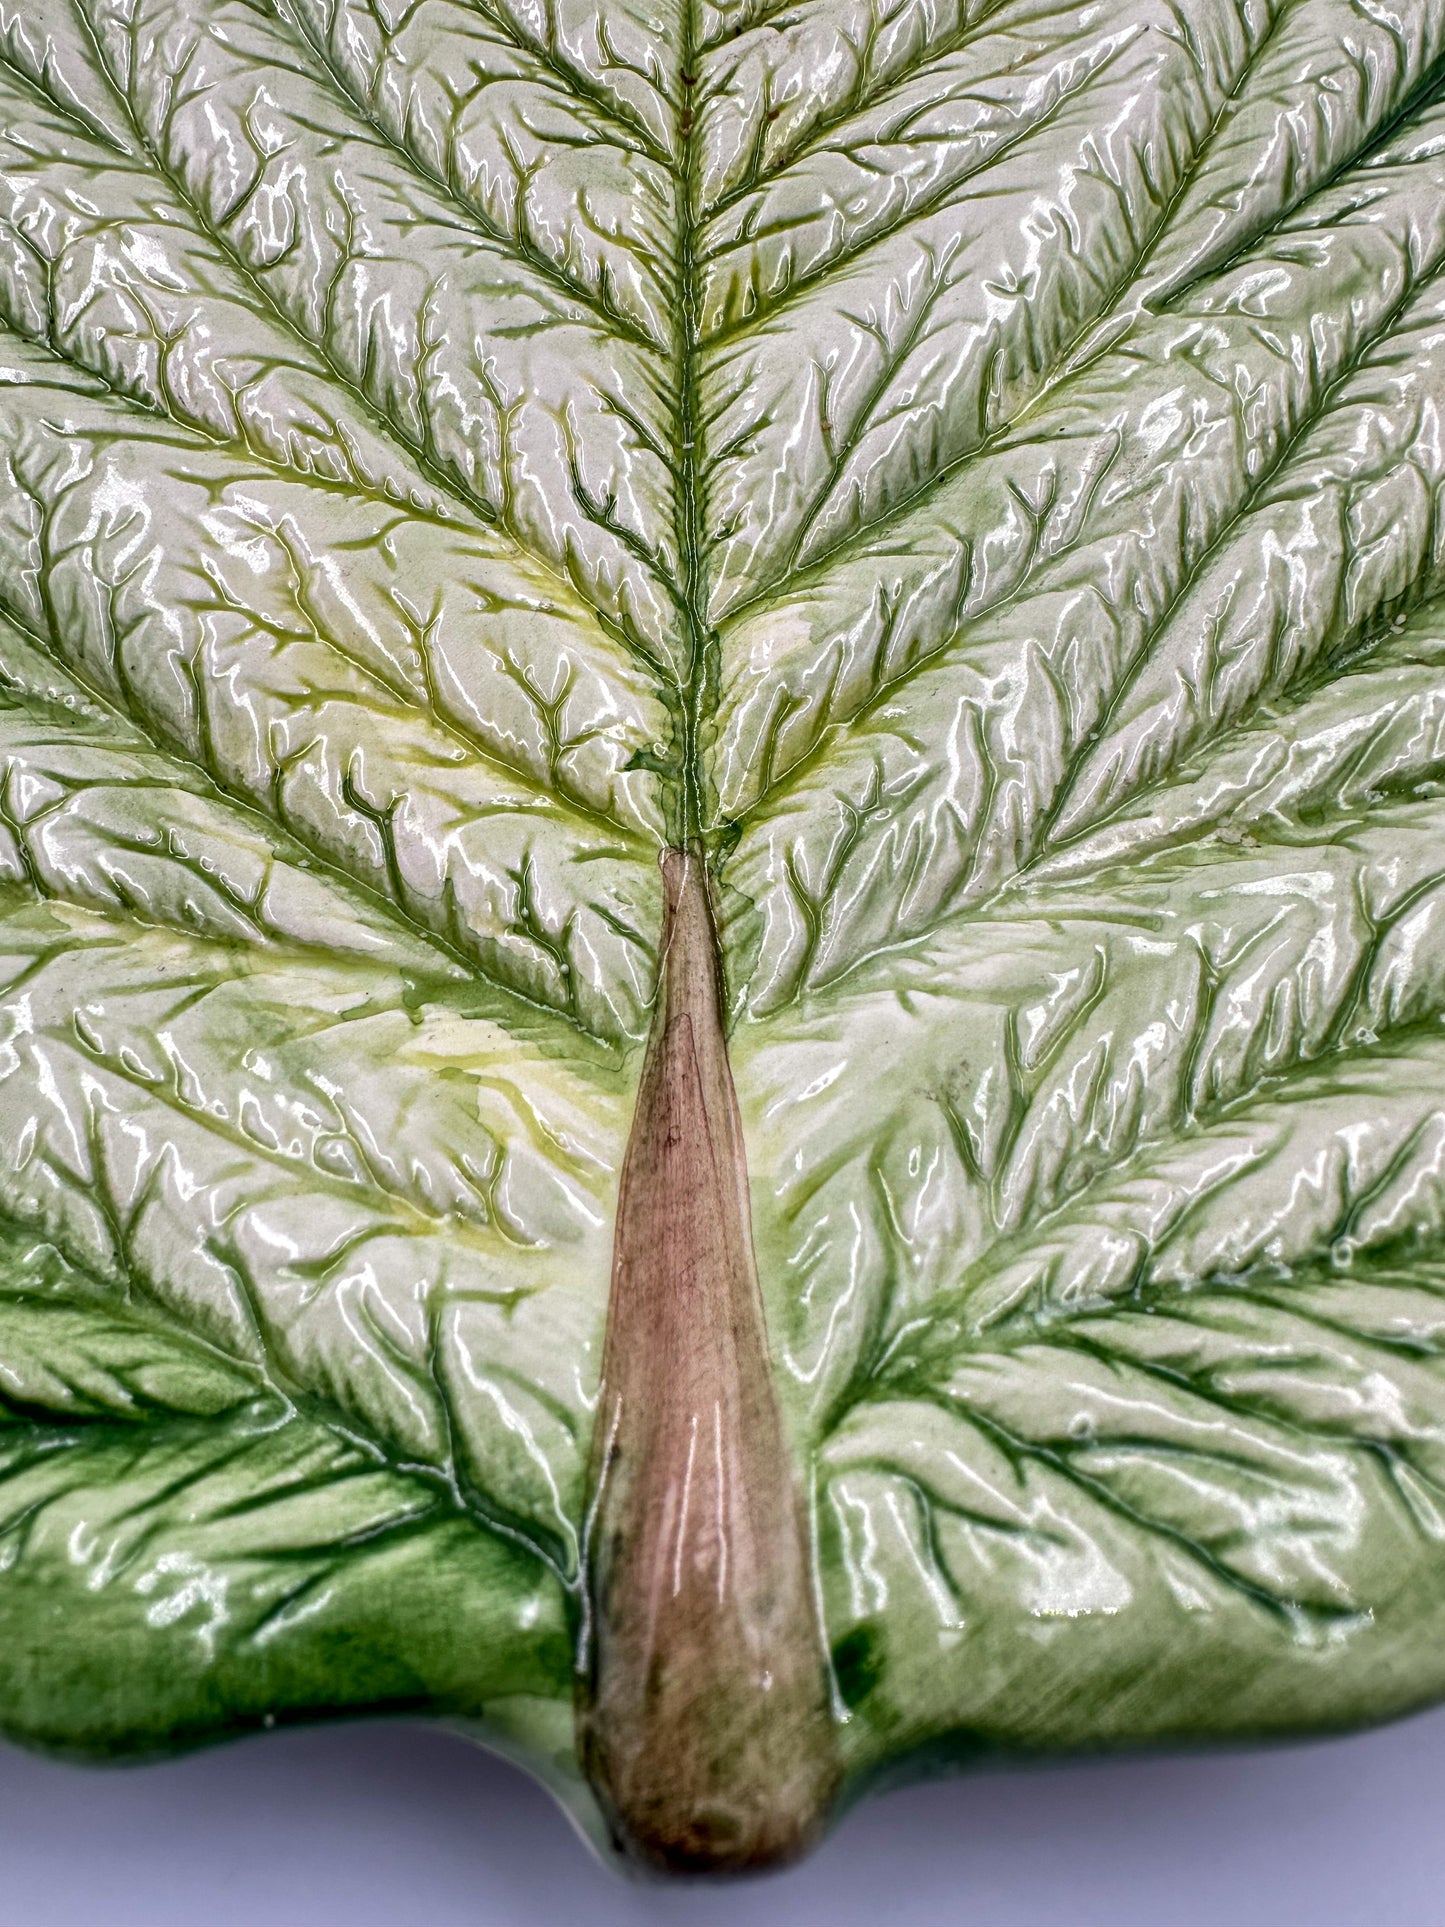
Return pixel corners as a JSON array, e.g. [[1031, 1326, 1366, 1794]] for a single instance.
[[578, 846, 840, 1873]]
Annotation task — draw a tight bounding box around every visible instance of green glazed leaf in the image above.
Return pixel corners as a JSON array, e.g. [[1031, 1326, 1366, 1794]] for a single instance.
[[3, 0, 1445, 1869]]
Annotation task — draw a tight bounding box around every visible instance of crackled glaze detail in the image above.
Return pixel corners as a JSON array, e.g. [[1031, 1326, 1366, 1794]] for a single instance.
[[0, 0, 1444, 1878]]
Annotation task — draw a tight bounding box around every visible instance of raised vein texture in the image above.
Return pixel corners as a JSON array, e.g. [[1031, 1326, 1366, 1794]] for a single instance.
[[2, 0, 1445, 1879]]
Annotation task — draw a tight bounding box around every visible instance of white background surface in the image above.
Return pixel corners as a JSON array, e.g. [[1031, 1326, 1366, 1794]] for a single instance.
[[2, 1704, 1444, 1924]]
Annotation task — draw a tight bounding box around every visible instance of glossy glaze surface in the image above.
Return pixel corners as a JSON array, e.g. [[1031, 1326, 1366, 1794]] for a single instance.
[[1, 0, 1445, 1875], [581, 850, 836, 1870]]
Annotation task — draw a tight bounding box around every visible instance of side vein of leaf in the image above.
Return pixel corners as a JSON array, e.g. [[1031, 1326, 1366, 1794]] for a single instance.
[[743, 242, 1445, 852], [716, 98, 1445, 633], [0, 264, 469, 534], [892, 1385, 1350, 1625], [0, 1228, 560, 1580], [1057, 0, 1303, 367], [700, 29, 1138, 354], [960, 1014, 1445, 1352], [1160, 42, 1445, 312], [265, 0, 673, 357], [74, 2, 667, 674], [697, 0, 1015, 218], [454, 0, 675, 164], [0, 47, 130, 152], [0, 601, 624, 1049]]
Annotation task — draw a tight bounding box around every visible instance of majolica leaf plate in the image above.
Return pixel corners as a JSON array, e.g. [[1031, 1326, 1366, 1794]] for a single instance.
[[1, 0, 1444, 1875]]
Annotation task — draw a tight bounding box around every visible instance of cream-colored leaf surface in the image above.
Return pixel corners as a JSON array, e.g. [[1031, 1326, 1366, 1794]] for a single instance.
[[1, 0, 1445, 1862]]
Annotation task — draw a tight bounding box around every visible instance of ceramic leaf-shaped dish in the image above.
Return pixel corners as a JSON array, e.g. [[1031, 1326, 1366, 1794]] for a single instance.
[[2, 0, 1445, 1876]]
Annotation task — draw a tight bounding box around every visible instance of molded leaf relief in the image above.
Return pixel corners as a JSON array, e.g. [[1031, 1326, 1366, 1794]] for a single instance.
[[0, 0, 1443, 1874]]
